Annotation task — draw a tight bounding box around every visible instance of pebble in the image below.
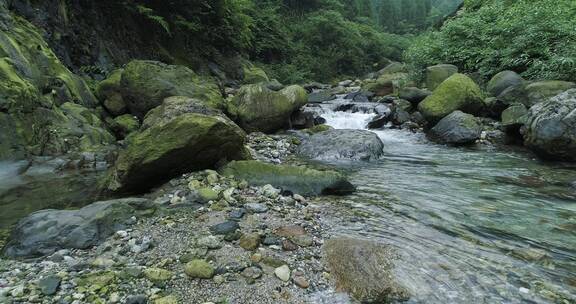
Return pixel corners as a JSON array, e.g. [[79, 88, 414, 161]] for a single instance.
[[293, 276, 310, 289], [274, 265, 291, 282], [241, 267, 263, 279]]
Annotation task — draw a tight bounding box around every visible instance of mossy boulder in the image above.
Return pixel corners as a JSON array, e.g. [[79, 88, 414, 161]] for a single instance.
[[399, 87, 431, 105], [303, 124, 333, 135], [242, 63, 269, 84], [418, 73, 484, 124], [428, 111, 482, 145], [111, 114, 140, 139], [501, 104, 528, 129], [97, 70, 127, 116], [363, 73, 409, 96], [120, 60, 223, 118], [425, 64, 458, 90], [376, 62, 406, 76], [220, 160, 355, 196], [227, 84, 303, 133], [487, 71, 524, 97], [107, 97, 246, 193], [280, 85, 308, 109]]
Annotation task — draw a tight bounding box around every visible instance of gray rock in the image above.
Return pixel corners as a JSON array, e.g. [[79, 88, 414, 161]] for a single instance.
[[324, 238, 409, 303], [308, 91, 336, 103], [209, 221, 240, 235], [487, 71, 524, 97], [245, 203, 268, 213], [429, 111, 482, 145], [523, 89, 576, 161], [126, 294, 148, 304], [399, 87, 431, 105], [501, 103, 528, 129], [38, 275, 61, 295], [298, 129, 384, 161], [229, 208, 246, 220], [3, 198, 153, 258]]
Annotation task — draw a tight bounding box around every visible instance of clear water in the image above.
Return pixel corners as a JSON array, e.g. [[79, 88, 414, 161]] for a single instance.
[[314, 100, 576, 303]]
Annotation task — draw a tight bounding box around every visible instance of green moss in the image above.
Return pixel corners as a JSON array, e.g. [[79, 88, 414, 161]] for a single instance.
[[363, 73, 409, 96], [242, 62, 270, 84], [418, 73, 484, 123], [280, 85, 308, 108], [304, 124, 333, 135], [113, 114, 140, 135], [426, 64, 458, 90], [184, 260, 215, 279], [96, 69, 124, 100]]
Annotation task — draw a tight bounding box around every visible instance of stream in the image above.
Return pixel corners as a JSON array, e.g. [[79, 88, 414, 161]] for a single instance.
[[312, 97, 576, 303]]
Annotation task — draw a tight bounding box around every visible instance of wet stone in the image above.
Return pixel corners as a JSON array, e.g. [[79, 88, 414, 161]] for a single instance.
[[262, 235, 281, 246], [210, 221, 240, 235]]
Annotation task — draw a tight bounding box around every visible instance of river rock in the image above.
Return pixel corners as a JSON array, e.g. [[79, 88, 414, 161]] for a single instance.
[[239, 233, 261, 251], [120, 60, 223, 117], [107, 97, 247, 193], [241, 62, 269, 84], [274, 265, 291, 282], [426, 64, 458, 90], [227, 84, 307, 133], [523, 89, 576, 161], [498, 80, 576, 108], [501, 103, 528, 130], [418, 73, 484, 123], [428, 111, 482, 145], [245, 203, 268, 213], [324, 238, 409, 303], [399, 87, 431, 105], [3, 198, 152, 258], [377, 62, 407, 76], [185, 260, 215, 279], [297, 129, 384, 161], [308, 91, 336, 103], [363, 73, 408, 96], [487, 71, 524, 97], [38, 275, 61, 295], [209, 221, 240, 235], [220, 160, 355, 196]]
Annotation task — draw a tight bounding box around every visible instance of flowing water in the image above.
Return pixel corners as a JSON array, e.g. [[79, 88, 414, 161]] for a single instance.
[[312, 98, 576, 303]]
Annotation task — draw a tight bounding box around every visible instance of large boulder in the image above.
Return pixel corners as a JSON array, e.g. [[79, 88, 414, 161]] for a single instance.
[[2, 198, 154, 258], [324, 238, 409, 303], [308, 91, 336, 103], [297, 129, 384, 161], [425, 64, 458, 90], [227, 84, 307, 133], [376, 62, 406, 76], [120, 60, 223, 118], [498, 80, 576, 108], [220, 160, 354, 195], [96, 69, 126, 116], [418, 73, 484, 124], [523, 89, 576, 161], [487, 71, 524, 97], [428, 111, 482, 145], [107, 97, 247, 193]]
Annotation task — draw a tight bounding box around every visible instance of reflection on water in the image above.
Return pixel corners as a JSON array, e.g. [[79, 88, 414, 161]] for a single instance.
[[0, 159, 105, 246], [316, 99, 576, 303]]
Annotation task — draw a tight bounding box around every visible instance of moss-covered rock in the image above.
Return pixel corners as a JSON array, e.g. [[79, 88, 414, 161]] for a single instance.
[[425, 64, 458, 90], [280, 85, 308, 109], [376, 62, 407, 76], [220, 160, 355, 196], [96, 69, 124, 100], [501, 103, 528, 128], [120, 60, 223, 118], [143, 268, 173, 282], [184, 260, 215, 279], [112, 114, 140, 139], [0, 7, 108, 159], [303, 124, 333, 135], [107, 98, 246, 193], [498, 80, 576, 107], [242, 62, 270, 84], [363, 73, 409, 96], [418, 73, 484, 123], [227, 84, 302, 133]]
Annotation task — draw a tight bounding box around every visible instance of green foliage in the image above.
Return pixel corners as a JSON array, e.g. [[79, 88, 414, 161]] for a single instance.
[[404, 0, 576, 82]]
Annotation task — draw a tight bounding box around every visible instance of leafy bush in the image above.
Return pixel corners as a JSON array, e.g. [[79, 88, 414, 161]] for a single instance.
[[404, 0, 576, 82]]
